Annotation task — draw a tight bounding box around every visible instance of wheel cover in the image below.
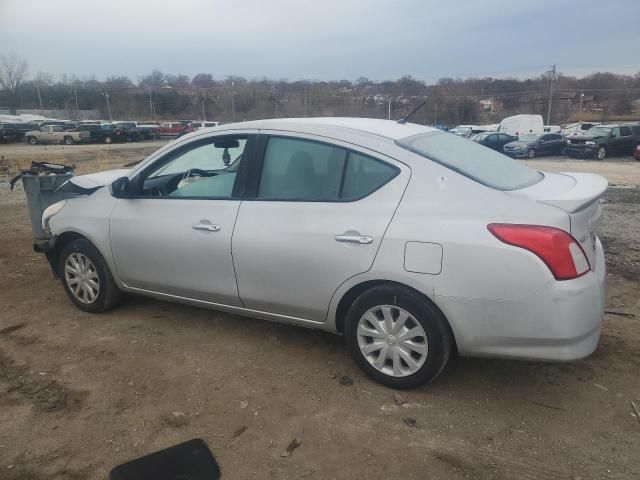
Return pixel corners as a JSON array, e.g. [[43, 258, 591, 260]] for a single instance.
[[64, 253, 100, 304], [597, 147, 605, 159], [356, 305, 428, 377]]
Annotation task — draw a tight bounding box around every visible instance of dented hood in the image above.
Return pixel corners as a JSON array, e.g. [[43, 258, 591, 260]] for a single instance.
[[65, 169, 130, 190]]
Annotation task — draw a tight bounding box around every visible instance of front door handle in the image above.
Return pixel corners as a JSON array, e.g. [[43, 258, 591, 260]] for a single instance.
[[192, 223, 221, 232], [335, 234, 373, 245]]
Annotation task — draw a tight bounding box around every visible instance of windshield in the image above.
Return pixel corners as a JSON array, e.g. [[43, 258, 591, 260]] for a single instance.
[[519, 134, 540, 141], [396, 131, 544, 191], [586, 126, 611, 136]]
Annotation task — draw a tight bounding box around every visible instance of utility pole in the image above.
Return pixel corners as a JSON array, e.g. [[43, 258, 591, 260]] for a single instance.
[[546, 64, 557, 125], [148, 89, 154, 120], [387, 97, 392, 120], [102, 92, 112, 122], [202, 97, 206, 121], [74, 88, 79, 111], [231, 81, 236, 121], [36, 85, 43, 111], [579, 91, 584, 114]]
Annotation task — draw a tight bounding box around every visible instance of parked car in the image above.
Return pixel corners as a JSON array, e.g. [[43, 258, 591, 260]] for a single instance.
[[70, 124, 123, 144], [135, 122, 160, 140], [177, 121, 220, 137], [503, 133, 565, 158], [472, 132, 517, 152], [497, 114, 544, 137], [35, 118, 606, 389], [565, 124, 640, 160], [113, 122, 142, 142], [25, 125, 89, 145], [158, 122, 185, 137], [0, 122, 40, 142]]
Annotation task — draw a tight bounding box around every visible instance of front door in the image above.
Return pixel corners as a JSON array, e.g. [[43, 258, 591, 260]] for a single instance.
[[232, 133, 410, 322], [109, 133, 255, 305]]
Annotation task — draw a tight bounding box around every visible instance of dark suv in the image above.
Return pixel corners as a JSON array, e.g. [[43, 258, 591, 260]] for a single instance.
[[565, 124, 640, 160]]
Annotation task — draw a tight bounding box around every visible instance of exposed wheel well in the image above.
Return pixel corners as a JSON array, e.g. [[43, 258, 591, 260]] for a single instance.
[[334, 280, 456, 352]]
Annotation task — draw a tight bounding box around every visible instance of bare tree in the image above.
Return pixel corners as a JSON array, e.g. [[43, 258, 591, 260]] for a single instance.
[[0, 52, 29, 114]]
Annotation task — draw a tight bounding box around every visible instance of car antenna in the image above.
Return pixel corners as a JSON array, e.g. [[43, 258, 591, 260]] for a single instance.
[[396, 100, 427, 125]]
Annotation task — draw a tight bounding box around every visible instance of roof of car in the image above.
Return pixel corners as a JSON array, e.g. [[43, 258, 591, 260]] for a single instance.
[[223, 117, 438, 140]]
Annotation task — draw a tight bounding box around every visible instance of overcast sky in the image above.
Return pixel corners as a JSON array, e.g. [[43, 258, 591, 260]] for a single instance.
[[1, 0, 639, 83]]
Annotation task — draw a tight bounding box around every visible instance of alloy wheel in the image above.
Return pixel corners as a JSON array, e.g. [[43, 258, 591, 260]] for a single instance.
[[356, 305, 428, 377], [64, 253, 100, 304]]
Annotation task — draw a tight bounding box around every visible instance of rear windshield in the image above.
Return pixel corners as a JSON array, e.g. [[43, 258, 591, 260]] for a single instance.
[[396, 131, 544, 191]]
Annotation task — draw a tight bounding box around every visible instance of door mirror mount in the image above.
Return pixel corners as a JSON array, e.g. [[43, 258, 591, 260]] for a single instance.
[[111, 176, 132, 198]]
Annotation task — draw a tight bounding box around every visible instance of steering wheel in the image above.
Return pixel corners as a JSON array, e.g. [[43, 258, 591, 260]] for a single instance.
[[164, 168, 212, 194]]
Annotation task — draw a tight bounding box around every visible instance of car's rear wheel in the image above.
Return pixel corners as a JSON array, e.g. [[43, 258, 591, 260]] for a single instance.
[[58, 238, 123, 313], [28, 136, 37, 145], [527, 148, 536, 159], [104, 136, 113, 144], [596, 146, 607, 160], [344, 285, 452, 389], [63, 136, 74, 145]]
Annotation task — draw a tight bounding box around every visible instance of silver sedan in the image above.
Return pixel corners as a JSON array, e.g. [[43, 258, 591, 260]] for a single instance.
[[37, 118, 607, 389]]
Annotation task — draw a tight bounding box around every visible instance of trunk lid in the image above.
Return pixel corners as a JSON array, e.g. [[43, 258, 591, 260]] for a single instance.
[[506, 172, 607, 268]]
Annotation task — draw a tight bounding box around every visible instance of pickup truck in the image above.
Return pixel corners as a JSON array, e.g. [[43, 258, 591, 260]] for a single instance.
[[25, 125, 89, 145], [0, 122, 40, 143]]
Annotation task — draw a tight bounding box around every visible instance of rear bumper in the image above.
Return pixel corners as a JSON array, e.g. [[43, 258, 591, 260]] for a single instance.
[[437, 237, 606, 361]]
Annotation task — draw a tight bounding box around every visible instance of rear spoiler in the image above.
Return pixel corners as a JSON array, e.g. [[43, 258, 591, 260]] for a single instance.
[[538, 172, 608, 213]]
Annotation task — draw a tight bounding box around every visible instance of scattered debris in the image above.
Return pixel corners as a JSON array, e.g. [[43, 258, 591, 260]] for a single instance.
[[339, 375, 353, 386], [280, 437, 302, 457], [0, 323, 26, 335], [531, 401, 567, 412], [402, 417, 417, 428], [631, 401, 640, 425], [394, 392, 407, 406], [604, 310, 636, 319], [232, 425, 248, 438], [161, 411, 189, 428], [594, 383, 609, 392], [239, 400, 248, 409]]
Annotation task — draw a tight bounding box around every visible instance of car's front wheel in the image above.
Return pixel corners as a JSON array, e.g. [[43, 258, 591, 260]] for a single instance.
[[58, 238, 123, 313], [63, 136, 74, 145], [596, 146, 607, 160], [527, 148, 536, 159], [104, 136, 113, 144], [344, 285, 452, 389], [27, 136, 37, 145]]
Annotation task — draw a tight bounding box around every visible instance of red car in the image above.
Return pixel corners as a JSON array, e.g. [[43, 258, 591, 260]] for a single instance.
[[157, 122, 185, 137], [635, 144, 640, 161]]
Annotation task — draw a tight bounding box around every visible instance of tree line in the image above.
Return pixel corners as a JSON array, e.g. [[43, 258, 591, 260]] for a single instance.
[[1, 53, 639, 125]]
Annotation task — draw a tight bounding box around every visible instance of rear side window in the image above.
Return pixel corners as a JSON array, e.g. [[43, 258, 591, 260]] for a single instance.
[[397, 131, 543, 191], [258, 137, 347, 200], [631, 126, 640, 135], [620, 126, 631, 136], [342, 152, 397, 200], [258, 137, 398, 201]]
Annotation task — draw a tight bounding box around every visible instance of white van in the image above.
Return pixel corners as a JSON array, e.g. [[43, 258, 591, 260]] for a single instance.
[[497, 114, 544, 137]]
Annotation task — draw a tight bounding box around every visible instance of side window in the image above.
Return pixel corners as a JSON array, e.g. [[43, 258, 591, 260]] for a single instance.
[[258, 137, 347, 200], [342, 152, 397, 200], [497, 134, 509, 142], [486, 135, 498, 144], [631, 126, 640, 136], [611, 127, 620, 138], [620, 126, 631, 137], [141, 136, 247, 198]]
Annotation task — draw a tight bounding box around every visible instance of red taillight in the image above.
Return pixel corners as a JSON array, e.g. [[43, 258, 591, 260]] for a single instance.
[[488, 224, 590, 281]]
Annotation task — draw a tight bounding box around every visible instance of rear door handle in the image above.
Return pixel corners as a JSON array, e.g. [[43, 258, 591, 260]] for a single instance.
[[335, 234, 373, 245], [192, 223, 221, 232]]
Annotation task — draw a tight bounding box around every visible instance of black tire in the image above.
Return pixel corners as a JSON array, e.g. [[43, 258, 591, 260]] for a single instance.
[[344, 285, 452, 389], [527, 148, 536, 159], [63, 136, 74, 145], [595, 145, 606, 160], [28, 136, 37, 145], [104, 136, 113, 144], [58, 238, 123, 313]]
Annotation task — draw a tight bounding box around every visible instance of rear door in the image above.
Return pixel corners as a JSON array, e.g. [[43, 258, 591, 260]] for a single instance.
[[232, 132, 410, 322]]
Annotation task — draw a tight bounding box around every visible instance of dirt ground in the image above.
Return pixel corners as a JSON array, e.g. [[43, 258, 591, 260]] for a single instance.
[[0, 142, 639, 480]]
